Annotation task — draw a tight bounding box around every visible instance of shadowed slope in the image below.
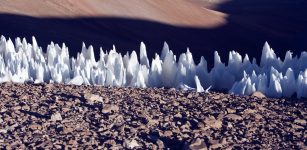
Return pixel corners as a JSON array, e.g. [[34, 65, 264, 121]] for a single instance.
[[216, 0, 307, 56]]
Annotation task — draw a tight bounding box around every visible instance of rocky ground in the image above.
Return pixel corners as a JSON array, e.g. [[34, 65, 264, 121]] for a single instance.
[[0, 83, 306, 149]]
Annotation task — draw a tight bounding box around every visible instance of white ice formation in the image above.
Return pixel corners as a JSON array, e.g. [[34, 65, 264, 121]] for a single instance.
[[0, 36, 306, 99]]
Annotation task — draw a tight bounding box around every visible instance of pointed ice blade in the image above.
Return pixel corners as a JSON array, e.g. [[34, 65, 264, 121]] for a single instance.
[[195, 76, 204, 92], [161, 42, 170, 61], [140, 42, 149, 67], [32, 36, 38, 48]]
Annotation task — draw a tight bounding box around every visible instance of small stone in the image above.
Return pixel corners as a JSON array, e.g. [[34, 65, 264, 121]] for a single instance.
[[174, 113, 182, 118], [156, 139, 164, 149], [84, 93, 103, 104], [0, 108, 7, 113], [19, 95, 28, 100], [227, 122, 233, 129], [182, 133, 190, 138], [13, 106, 21, 111], [29, 124, 42, 130], [292, 124, 304, 130], [62, 107, 70, 113], [225, 114, 243, 121], [54, 145, 62, 149], [221, 98, 228, 101], [189, 138, 208, 150], [204, 116, 222, 129], [63, 127, 74, 134], [9, 123, 18, 131], [51, 112, 62, 121], [148, 119, 159, 126], [164, 116, 170, 122], [294, 119, 306, 126], [0, 129, 7, 134], [252, 91, 266, 98], [187, 93, 193, 98], [163, 130, 173, 137], [226, 108, 236, 114], [49, 105, 58, 110], [126, 139, 139, 149], [102, 104, 119, 114], [243, 108, 257, 114], [68, 139, 77, 145], [254, 114, 263, 120], [168, 88, 176, 93], [211, 143, 223, 149], [212, 95, 221, 100], [22, 105, 30, 111], [159, 99, 167, 104], [180, 123, 191, 132], [220, 137, 227, 145], [173, 101, 180, 106], [197, 122, 205, 128], [104, 97, 110, 103]]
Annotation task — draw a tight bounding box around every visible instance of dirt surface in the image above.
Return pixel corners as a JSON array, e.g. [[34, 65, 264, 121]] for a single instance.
[[0, 83, 306, 149]]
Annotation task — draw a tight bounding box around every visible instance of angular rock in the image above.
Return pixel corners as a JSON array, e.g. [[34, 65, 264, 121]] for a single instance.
[[102, 104, 119, 114], [226, 108, 236, 114], [29, 124, 42, 130], [225, 114, 243, 121], [203, 116, 223, 130], [51, 112, 62, 121], [125, 139, 140, 149], [189, 138, 208, 150], [252, 91, 266, 98], [294, 119, 306, 126], [84, 94, 104, 104], [156, 139, 164, 149]]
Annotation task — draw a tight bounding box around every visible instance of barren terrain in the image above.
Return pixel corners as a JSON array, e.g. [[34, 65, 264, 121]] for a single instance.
[[0, 0, 226, 27], [0, 83, 306, 149]]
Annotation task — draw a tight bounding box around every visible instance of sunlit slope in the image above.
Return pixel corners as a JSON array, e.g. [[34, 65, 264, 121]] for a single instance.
[[0, 0, 226, 27]]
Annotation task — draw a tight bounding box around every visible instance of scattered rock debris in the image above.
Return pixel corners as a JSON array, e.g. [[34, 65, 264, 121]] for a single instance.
[[0, 82, 305, 149]]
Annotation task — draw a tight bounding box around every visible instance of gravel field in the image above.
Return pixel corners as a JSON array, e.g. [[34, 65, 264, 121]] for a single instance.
[[0, 83, 306, 149]]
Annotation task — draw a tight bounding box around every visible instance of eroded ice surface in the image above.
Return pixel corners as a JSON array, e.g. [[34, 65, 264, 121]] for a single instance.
[[0, 36, 306, 98]]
